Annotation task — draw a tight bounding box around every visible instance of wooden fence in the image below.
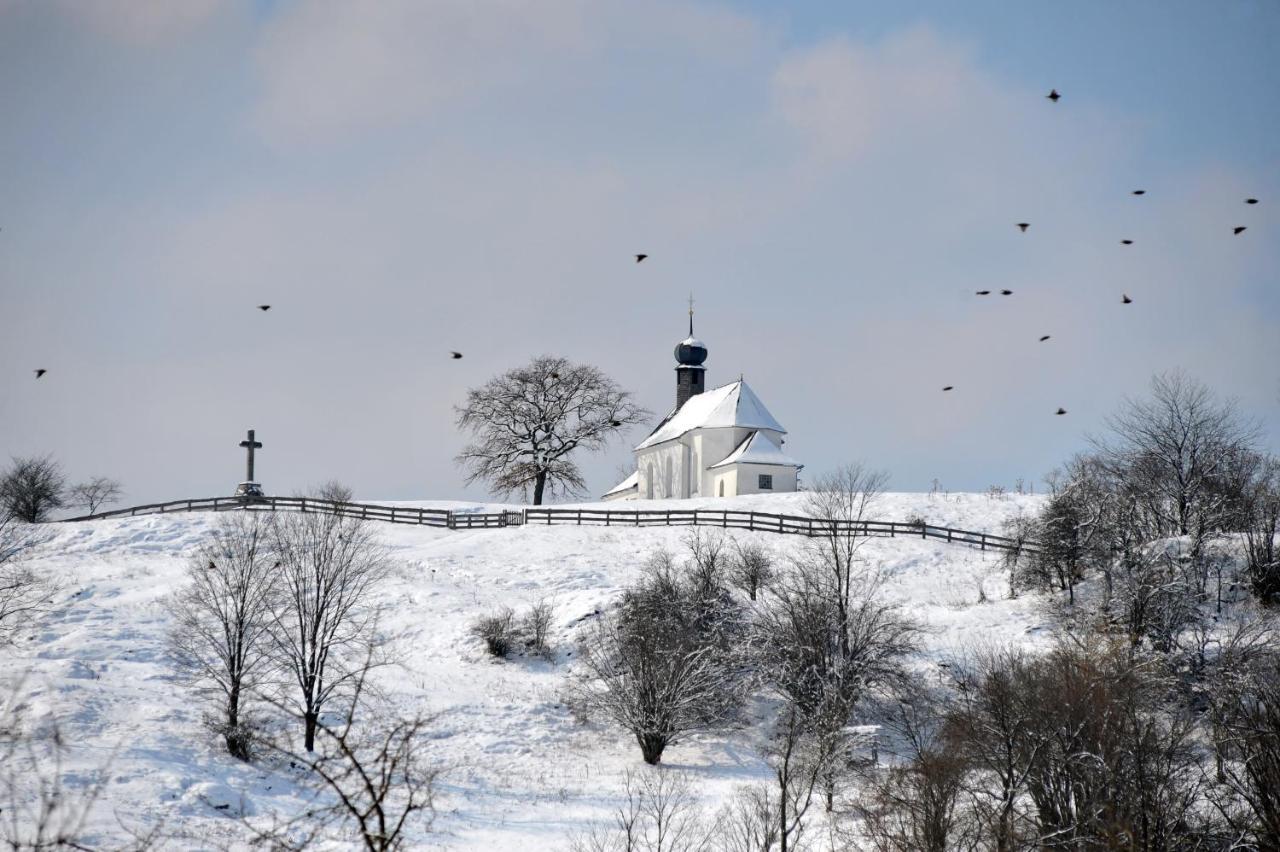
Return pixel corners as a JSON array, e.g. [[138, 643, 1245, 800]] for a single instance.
[[523, 507, 1037, 555], [60, 496, 518, 530], [61, 498, 1034, 555]]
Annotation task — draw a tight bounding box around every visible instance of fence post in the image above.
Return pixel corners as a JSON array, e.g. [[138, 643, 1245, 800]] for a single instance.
[[947, 528, 953, 543], [723, 510, 728, 528], [980, 534, 986, 552], [922, 523, 927, 540]]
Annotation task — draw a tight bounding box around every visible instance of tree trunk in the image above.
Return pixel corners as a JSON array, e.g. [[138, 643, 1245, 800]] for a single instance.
[[304, 711, 318, 752], [637, 731, 667, 765], [533, 469, 548, 506]]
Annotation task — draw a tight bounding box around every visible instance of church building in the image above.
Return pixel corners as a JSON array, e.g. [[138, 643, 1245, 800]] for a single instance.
[[603, 311, 802, 501]]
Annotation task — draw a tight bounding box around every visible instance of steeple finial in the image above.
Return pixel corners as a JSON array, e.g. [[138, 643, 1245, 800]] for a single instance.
[[688, 293, 695, 336]]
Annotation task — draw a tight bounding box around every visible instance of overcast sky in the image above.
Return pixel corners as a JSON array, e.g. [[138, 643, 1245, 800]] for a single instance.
[[1, 0, 1277, 506]]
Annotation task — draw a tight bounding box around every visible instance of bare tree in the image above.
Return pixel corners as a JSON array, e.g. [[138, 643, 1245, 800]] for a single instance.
[[764, 707, 835, 852], [570, 769, 716, 852], [165, 512, 277, 760], [949, 641, 1207, 849], [802, 463, 891, 640], [571, 552, 745, 765], [0, 455, 65, 523], [0, 515, 54, 646], [251, 673, 438, 852], [455, 355, 649, 504], [946, 648, 1041, 852], [1241, 456, 1280, 604], [66, 476, 122, 516], [713, 784, 780, 852], [1094, 371, 1258, 539], [267, 511, 391, 751], [854, 689, 973, 852], [1205, 623, 1280, 847], [760, 564, 918, 814], [312, 480, 355, 504], [729, 538, 774, 602]]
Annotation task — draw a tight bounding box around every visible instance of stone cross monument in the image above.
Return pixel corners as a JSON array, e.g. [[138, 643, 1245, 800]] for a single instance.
[[234, 429, 266, 498]]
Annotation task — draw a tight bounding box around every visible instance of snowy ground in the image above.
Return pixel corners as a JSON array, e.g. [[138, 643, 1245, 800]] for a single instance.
[[2, 492, 1049, 850]]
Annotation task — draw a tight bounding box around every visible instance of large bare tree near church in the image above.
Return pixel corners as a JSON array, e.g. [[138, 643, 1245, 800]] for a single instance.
[[455, 356, 649, 505]]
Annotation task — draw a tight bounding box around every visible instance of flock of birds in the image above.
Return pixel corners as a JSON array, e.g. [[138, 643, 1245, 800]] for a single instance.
[[25, 90, 1262, 417], [936, 88, 1259, 417]]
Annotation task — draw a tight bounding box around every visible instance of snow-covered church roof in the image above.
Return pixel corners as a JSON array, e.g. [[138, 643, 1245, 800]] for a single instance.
[[602, 470, 640, 497], [635, 380, 786, 451], [708, 430, 802, 469]]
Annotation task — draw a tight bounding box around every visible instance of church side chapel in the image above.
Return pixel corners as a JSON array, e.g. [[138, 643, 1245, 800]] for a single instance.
[[604, 307, 802, 501]]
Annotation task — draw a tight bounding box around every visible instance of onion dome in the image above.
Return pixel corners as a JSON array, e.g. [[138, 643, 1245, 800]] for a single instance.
[[675, 335, 707, 366]]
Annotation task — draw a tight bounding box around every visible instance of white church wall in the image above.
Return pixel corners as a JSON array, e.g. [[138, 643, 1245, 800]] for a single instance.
[[712, 469, 737, 498], [637, 440, 692, 500], [635, 426, 797, 501], [694, 427, 752, 497], [732, 463, 798, 496]]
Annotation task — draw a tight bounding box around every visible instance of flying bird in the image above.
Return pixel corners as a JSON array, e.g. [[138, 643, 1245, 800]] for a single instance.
[[1233, 226, 1247, 235], [975, 290, 991, 296], [1017, 223, 1029, 232], [1245, 198, 1258, 205], [1055, 408, 1067, 416], [1000, 289, 1013, 296], [1121, 239, 1134, 245], [1039, 335, 1051, 342], [1122, 294, 1133, 304], [1132, 190, 1146, 196], [942, 386, 954, 392], [450, 351, 463, 359], [34, 369, 46, 379], [257, 305, 271, 312], [1046, 89, 1060, 102], [635, 254, 648, 263]]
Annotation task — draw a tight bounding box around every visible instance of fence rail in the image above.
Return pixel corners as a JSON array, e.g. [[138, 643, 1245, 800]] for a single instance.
[[61, 498, 1034, 555], [523, 508, 1037, 555], [60, 496, 519, 530]]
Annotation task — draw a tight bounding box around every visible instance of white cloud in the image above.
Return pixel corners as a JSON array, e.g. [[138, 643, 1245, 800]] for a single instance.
[[249, 0, 766, 146], [251, 0, 597, 143], [771, 27, 1013, 164]]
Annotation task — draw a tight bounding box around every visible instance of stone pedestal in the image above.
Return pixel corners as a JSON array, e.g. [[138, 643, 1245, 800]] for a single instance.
[[234, 481, 265, 500]]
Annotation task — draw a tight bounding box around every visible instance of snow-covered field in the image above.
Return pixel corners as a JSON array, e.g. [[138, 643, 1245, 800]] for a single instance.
[[3, 492, 1049, 850]]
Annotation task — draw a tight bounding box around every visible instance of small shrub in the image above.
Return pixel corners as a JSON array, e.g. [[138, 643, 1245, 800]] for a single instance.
[[903, 514, 927, 528], [729, 539, 774, 602], [523, 599, 555, 660], [472, 608, 516, 658], [216, 717, 260, 762]]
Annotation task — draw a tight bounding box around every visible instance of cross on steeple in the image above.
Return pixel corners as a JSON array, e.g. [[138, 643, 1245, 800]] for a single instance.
[[239, 429, 263, 483], [688, 293, 695, 336]]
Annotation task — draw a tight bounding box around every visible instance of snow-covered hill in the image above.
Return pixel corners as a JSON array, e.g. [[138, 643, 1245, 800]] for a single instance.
[[2, 492, 1047, 850]]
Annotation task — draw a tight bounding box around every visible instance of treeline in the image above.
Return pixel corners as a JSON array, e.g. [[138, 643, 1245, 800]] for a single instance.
[[566, 373, 1279, 851]]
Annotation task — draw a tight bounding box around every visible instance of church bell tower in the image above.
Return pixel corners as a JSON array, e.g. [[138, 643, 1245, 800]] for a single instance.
[[674, 297, 707, 410]]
